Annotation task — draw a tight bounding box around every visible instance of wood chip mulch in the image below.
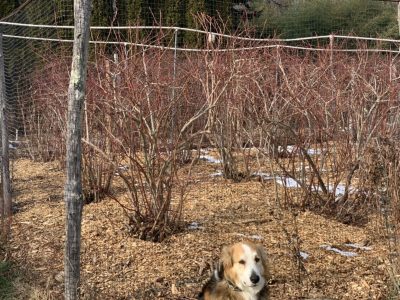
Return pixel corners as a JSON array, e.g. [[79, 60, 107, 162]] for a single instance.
[[7, 158, 391, 299]]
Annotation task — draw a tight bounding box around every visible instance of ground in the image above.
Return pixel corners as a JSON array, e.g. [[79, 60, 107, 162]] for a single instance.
[[2, 158, 392, 299]]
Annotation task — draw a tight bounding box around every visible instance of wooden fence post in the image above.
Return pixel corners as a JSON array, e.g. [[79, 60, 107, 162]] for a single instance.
[[64, 0, 91, 299], [0, 32, 11, 239]]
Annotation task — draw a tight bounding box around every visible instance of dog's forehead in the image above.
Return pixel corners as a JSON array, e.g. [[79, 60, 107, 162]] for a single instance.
[[231, 242, 257, 260]]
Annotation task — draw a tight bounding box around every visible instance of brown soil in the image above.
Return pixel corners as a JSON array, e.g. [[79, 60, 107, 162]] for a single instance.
[[7, 158, 390, 299]]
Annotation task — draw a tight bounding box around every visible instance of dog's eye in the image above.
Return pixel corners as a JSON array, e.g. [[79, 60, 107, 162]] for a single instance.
[[239, 260, 246, 265], [255, 257, 260, 263]]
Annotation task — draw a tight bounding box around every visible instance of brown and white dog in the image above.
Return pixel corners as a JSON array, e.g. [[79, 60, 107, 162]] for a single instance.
[[198, 241, 269, 300]]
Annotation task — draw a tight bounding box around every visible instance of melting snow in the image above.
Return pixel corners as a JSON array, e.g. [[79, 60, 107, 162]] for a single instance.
[[299, 251, 309, 260], [200, 148, 210, 154], [277, 181, 357, 199], [278, 145, 298, 154], [188, 222, 203, 230], [115, 165, 129, 175], [275, 177, 301, 188], [344, 243, 372, 251], [324, 185, 356, 200], [200, 154, 222, 164], [307, 148, 322, 155], [278, 145, 322, 156], [210, 171, 223, 177], [252, 171, 274, 180], [320, 245, 357, 257]]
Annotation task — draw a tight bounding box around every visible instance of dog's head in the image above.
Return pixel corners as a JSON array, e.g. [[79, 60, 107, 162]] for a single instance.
[[216, 241, 269, 294]]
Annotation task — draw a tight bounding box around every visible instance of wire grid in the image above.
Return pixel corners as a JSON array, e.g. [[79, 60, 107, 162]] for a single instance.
[[1, 0, 73, 142], [0, 8, 400, 182], [1, 1, 400, 297], [0, 0, 399, 143]]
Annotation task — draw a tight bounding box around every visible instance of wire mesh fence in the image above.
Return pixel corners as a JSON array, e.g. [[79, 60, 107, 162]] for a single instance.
[[2, 0, 400, 298], [0, 0, 399, 145]]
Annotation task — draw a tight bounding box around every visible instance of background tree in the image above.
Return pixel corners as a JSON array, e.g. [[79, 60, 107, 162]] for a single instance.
[[165, 0, 185, 26], [2, 0, 398, 40], [185, 0, 206, 46], [91, 0, 113, 25], [125, 0, 142, 25], [0, 0, 21, 20], [165, 0, 186, 45], [253, 0, 397, 38], [214, 0, 233, 30]]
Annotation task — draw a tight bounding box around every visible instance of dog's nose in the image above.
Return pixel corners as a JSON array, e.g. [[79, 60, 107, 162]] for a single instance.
[[250, 272, 260, 284]]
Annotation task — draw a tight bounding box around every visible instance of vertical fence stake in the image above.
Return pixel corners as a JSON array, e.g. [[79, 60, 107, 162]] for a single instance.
[[172, 28, 178, 87], [0, 32, 11, 238], [64, 0, 91, 298], [329, 34, 334, 66], [170, 28, 178, 145], [0, 32, 3, 233]]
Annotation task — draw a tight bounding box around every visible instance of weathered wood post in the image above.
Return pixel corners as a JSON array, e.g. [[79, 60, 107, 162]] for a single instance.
[[0, 32, 11, 239], [64, 0, 91, 299]]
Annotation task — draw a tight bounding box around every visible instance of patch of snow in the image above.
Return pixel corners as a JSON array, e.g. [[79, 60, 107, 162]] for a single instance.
[[333, 184, 346, 196], [312, 184, 356, 199], [275, 177, 301, 188], [332, 185, 357, 200], [278, 145, 322, 156], [200, 148, 210, 154], [307, 148, 322, 155], [117, 165, 129, 171], [252, 171, 274, 180], [299, 251, 309, 260], [115, 165, 129, 175], [278, 145, 298, 153], [200, 154, 222, 164], [8, 140, 21, 150], [344, 243, 372, 251], [210, 171, 223, 177], [272, 177, 358, 200], [320, 245, 357, 257], [188, 222, 203, 230]]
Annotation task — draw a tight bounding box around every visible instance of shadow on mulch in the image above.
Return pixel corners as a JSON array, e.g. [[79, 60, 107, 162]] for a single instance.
[[0, 261, 14, 299], [288, 192, 376, 227]]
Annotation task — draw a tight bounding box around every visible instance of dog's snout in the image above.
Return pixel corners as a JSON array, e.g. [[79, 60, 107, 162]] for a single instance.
[[250, 272, 260, 284]]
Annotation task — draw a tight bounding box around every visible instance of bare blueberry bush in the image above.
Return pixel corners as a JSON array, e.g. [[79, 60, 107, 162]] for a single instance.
[[236, 44, 400, 224], [22, 25, 400, 249], [89, 44, 213, 241]]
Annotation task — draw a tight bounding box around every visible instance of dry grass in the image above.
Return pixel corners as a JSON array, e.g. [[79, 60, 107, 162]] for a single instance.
[[6, 158, 390, 299]]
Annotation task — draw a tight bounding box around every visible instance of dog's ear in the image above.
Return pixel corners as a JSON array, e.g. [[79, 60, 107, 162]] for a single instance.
[[217, 245, 232, 279], [257, 244, 270, 280]]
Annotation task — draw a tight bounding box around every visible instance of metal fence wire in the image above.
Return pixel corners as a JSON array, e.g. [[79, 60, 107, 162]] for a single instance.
[[1, 0, 400, 298]]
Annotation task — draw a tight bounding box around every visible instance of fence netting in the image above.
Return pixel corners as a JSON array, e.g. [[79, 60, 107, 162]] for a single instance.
[[1, 0, 400, 298]]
